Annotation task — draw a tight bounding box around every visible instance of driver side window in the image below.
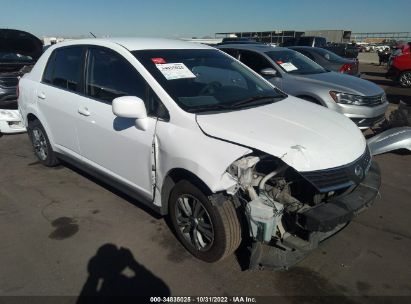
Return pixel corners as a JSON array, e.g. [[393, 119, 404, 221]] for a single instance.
[[85, 47, 168, 118], [85, 47, 146, 103], [238, 50, 273, 74]]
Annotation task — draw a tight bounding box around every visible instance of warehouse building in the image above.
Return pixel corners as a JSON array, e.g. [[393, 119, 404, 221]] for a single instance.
[[215, 29, 351, 44]]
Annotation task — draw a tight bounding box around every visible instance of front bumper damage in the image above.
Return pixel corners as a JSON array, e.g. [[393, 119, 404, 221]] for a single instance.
[[248, 161, 381, 270], [0, 109, 26, 134]]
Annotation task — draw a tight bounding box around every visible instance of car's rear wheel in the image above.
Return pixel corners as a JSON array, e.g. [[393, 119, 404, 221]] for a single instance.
[[399, 71, 411, 88], [169, 180, 241, 262], [28, 119, 59, 167]]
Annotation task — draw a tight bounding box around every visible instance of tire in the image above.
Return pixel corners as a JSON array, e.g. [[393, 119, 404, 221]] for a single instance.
[[398, 71, 411, 88], [27, 119, 60, 167], [169, 180, 242, 262]]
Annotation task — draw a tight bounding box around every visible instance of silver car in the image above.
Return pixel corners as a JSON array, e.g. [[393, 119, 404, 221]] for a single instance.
[[217, 44, 388, 129]]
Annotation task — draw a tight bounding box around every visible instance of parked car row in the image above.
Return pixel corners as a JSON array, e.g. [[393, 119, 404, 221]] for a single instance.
[[288, 46, 359, 76], [386, 42, 411, 88], [218, 43, 387, 129], [281, 36, 359, 59], [18, 37, 382, 269]]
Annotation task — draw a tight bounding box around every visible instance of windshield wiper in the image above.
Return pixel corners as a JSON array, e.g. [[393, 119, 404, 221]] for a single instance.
[[229, 95, 285, 108], [187, 94, 286, 113], [187, 104, 234, 113]]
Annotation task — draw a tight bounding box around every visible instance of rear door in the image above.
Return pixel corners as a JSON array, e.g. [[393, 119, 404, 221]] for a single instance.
[[37, 46, 85, 155]]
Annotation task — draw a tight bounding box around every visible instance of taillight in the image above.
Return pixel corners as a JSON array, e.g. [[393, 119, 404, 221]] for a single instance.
[[339, 63, 353, 73]]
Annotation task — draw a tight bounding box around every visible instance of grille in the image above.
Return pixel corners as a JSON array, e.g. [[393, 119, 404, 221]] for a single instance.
[[0, 77, 19, 88], [362, 93, 386, 106], [301, 147, 371, 193]]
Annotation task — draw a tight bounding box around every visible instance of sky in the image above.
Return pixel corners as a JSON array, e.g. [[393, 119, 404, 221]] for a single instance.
[[0, 0, 410, 38]]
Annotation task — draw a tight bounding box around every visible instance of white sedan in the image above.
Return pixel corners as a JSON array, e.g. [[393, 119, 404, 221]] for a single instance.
[[18, 38, 380, 269]]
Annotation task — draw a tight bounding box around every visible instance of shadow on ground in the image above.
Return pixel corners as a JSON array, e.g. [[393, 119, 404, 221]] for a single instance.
[[363, 71, 387, 77], [386, 94, 411, 105], [60, 160, 162, 219], [77, 244, 170, 301]]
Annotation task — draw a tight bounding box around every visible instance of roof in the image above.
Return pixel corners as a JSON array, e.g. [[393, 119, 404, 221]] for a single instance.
[[217, 43, 290, 53], [51, 37, 213, 51], [288, 46, 317, 50], [288, 46, 329, 52]]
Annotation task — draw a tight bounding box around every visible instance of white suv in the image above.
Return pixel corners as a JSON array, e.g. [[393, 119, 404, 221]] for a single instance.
[[18, 38, 381, 269]]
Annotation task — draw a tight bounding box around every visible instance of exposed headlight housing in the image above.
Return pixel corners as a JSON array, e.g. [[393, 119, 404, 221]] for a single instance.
[[329, 91, 368, 105], [330, 91, 387, 106]]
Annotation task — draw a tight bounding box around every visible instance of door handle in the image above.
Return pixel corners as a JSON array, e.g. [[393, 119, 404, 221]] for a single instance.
[[38, 92, 46, 99], [78, 107, 91, 116]]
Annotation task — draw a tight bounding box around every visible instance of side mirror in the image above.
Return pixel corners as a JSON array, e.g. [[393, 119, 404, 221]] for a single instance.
[[112, 96, 147, 119], [260, 68, 277, 77], [112, 96, 148, 130]]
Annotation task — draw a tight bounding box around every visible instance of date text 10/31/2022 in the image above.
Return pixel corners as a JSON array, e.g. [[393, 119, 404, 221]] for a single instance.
[[149, 296, 257, 303]]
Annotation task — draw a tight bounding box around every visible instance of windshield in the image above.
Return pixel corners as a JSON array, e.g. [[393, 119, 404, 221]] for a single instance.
[[133, 49, 286, 113], [266, 50, 327, 75], [314, 48, 343, 61], [0, 52, 33, 63]]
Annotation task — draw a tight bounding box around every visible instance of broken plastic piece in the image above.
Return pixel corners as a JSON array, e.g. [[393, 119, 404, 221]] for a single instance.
[[367, 127, 411, 155]]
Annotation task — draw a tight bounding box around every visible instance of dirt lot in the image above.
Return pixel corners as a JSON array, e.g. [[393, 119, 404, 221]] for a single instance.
[[0, 64, 410, 302]]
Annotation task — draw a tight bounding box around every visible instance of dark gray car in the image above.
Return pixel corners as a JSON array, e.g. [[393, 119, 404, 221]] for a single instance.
[[217, 44, 388, 129], [0, 29, 42, 108], [289, 46, 360, 77]]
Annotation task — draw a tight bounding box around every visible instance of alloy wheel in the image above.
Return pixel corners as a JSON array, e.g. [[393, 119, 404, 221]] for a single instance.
[[399, 72, 411, 88], [32, 128, 48, 160], [175, 194, 214, 251]]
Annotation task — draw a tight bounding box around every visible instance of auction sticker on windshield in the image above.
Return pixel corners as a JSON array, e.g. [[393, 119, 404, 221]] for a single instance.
[[156, 63, 196, 80], [280, 62, 298, 72]]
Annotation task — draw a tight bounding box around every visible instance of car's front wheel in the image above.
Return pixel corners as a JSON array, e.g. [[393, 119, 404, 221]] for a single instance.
[[169, 180, 242, 262], [28, 119, 59, 167], [399, 71, 411, 88]]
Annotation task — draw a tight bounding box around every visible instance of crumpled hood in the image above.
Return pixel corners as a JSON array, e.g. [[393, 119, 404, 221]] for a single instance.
[[196, 96, 366, 172], [0, 29, 42, 61], [293, 71, 384, 96]]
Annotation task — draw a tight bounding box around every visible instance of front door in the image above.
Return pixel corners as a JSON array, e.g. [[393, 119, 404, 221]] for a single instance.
[[76, 46, 157, 200]]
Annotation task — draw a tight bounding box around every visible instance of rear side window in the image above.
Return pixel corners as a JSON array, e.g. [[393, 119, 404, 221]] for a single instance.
[[85, 47, 146, 103], [42, 51, 56, 84], [298, 50, 315, 61], [52, 47, 84, 92]]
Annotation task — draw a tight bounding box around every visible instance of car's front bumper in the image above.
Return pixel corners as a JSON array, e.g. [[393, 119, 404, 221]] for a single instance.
[[249, 161, 381, 270], [0, 109, 26, 134], [297, 161, 381, 232], [329, 101, 389, 129]]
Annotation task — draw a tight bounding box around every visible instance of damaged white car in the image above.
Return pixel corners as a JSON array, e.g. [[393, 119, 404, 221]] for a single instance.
[[18, 38, 381, 269]]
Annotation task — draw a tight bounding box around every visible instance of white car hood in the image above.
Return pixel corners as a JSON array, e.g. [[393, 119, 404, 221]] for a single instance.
[[196, 96, 366, 172]]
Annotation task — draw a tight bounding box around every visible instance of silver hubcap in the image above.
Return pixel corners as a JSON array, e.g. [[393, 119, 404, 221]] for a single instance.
[[32, 128, 48, 160], [175, 195, 214, 251], [400, 72, 411, 87]]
